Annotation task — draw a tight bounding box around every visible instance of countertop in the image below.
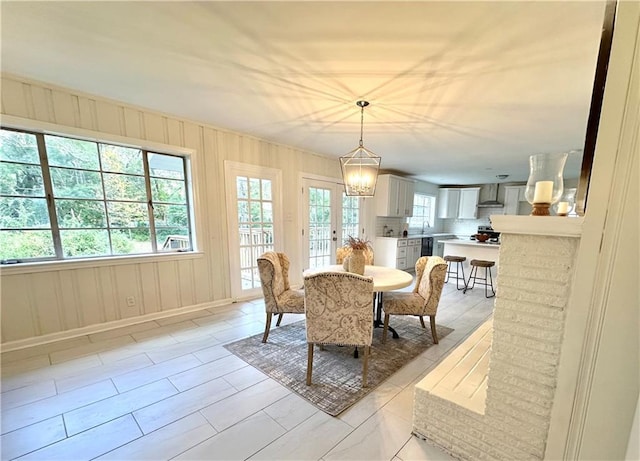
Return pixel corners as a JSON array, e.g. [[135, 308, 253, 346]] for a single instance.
[[376, 233, 456, 240], [443, 238, 500, 248]]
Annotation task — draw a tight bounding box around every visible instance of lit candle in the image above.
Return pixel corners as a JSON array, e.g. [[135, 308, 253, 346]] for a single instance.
[[533, 181, 553, 203], [557, 201, 569, 214]]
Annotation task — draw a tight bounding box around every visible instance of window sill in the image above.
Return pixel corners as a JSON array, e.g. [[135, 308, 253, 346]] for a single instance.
[[0, 251, 205, 275]]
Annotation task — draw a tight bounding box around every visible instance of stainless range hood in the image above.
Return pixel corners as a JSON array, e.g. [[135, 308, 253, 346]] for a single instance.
[[477, 184, 504, 208]]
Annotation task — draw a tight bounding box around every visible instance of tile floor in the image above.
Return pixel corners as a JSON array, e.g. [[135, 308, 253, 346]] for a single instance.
[[1, 280, 494, 460]]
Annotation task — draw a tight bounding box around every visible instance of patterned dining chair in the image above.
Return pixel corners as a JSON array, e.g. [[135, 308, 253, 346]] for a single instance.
[[257, 251, 305, 343], [381, 256, 447, 344], [303, 272, 374, 387]]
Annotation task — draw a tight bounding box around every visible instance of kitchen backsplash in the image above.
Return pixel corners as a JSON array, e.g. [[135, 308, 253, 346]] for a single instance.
[[375, 217, 405, 237], [441, 207, 494, 237]]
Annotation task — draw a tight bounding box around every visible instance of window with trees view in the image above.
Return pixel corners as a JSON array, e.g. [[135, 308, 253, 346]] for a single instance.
[[0, 128, 192, 263]]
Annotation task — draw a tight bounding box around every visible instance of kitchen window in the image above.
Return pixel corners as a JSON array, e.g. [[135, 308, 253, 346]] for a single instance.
[[0, 127, 193, 263], [408, 193, 435, 231]]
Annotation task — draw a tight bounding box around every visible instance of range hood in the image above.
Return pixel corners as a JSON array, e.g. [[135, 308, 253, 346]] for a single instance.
[[477, 184, 504, 208]]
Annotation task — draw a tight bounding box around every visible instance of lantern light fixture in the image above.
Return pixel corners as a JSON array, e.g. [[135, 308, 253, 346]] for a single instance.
[[340, 100, 381, 197]]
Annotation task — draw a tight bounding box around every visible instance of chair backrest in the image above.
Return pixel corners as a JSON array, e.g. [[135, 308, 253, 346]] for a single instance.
[[257, 251, 291, 310], [416, 256, 447, 315], [303, 272, 374, 347], [335, 246, 374, 265]]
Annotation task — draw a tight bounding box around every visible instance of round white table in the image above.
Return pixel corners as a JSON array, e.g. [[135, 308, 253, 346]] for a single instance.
[[303, 265, 414, 338], [303, 264, 413, 292]]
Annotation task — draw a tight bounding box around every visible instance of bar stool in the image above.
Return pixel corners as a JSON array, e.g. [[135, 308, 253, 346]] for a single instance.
[[444, 255, 467, 290], [464, 259, 496, 298]]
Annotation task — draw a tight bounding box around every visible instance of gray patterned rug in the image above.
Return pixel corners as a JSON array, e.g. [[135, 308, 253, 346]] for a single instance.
[[224, 318, 453, 416]]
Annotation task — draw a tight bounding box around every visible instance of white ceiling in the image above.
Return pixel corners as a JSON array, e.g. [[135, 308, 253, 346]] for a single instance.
[[1, 1, 605, 185]]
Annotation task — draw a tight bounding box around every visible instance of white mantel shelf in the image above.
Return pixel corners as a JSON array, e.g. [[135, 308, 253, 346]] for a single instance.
[[491, 215, 584, 238]]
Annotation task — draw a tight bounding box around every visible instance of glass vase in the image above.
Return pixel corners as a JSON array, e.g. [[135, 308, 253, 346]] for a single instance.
[[524, 153, 568, 216]]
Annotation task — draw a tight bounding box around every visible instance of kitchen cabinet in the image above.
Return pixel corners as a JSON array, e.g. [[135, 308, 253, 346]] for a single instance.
[[458, 188, 480, 219], [437, 187, 479, 219], [432, 235, 455, 257], [375, 174, 415, 217], [374, 237, 421, 271], [437, 188, 460, 219], [503, 185, 527, 215]]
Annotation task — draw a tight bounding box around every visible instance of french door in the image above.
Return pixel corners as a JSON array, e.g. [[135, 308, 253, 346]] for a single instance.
[[225, 161, 282, 300], [302, 177, 364, 270]]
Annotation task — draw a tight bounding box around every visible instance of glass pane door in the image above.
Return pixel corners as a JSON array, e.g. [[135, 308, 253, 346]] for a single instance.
[[303, 179, 363, 270], [236, 176, 274, 290], [225, 161, 282, 300], [308, 186, 332, 269]]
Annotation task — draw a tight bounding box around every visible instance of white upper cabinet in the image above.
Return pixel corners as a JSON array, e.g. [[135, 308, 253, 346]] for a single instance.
[[458, 188, 480, 219], [438, 187, 480, 219], [437, 188, 460, 218], [503, 185, 527, 215], [375, 174, 415, 217]]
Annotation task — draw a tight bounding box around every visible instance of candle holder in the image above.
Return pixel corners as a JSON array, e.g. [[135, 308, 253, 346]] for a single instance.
[[553, 188, 576, 217], [524, 153, 568, 216]]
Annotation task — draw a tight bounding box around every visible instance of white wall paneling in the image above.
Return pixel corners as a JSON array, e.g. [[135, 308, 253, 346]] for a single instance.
[[0, 74, 339, 346]]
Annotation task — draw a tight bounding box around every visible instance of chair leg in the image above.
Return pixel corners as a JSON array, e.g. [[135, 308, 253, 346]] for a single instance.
[[419, 316, 426, 329], [306, 343, 314, 385], [382, 314, 390, 343], [430, 315, 438, 344], [262, 312, 273, 343], [276, 313, 284, 326], [362, 345, 370, 388]]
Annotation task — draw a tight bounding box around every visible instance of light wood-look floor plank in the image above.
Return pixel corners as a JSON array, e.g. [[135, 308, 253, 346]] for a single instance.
[[0, 283, 492, 460]]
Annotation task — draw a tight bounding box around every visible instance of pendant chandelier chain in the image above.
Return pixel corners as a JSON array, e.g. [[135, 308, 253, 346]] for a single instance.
[[359, 104, 364, 148]]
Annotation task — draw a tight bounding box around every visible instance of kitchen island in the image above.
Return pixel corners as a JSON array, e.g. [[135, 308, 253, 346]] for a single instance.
[[442, 239, 500, 275]]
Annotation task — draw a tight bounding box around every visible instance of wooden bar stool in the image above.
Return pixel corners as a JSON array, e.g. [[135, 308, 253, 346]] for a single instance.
[[444, 255, 467, 290], [464, 259, 495, 298]]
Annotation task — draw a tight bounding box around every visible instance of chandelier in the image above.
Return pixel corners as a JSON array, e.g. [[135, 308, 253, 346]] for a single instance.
[[340, 100, 381, 197]]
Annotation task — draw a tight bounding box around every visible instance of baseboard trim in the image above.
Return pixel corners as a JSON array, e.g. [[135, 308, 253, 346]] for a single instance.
[[0, 297, 236, 353]]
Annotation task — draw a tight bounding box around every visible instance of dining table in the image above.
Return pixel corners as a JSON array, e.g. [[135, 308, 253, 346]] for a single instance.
[[303, 264, 414, 339]]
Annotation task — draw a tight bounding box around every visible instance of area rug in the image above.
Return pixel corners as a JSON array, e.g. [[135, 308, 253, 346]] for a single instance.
[[224, 318, 453, 416]]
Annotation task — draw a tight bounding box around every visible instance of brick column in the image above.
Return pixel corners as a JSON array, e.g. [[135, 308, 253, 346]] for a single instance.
[[413, 216, 582, 460]]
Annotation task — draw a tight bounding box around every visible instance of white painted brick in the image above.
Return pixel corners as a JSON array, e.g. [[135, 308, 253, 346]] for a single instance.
[[487, 402, 550, 435], [496, 285, 567, 308], [490, 368, 555, 400], [498, 275, 571, 297], [493, 308, 564, 332], [412, 229, 580, 461], [489, 360, 558, 388], [490, 335, 561, 365], [489, 378, 553, 409], [418, 393, 546, 456], [491, 350, 558, 376], [500, 235, 578, 259], [492, 337, 559, 365], [496, 264, 573, 284], [493, 318, 564, 343], [490, 389, 551, 418], [493, 329, 562, 355], [494, 298, 565, 321]]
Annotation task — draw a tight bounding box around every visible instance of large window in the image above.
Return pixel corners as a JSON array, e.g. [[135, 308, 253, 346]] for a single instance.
[[407, 193, 435, 231], [0, 128, 193, 263]]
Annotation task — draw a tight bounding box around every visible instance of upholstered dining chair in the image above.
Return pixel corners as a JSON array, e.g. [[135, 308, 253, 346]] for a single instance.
[[303, 272, 374, 387], [336, 246, 375, 265], [257, 251, 305, 343], [381, 256, 447, 344]]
